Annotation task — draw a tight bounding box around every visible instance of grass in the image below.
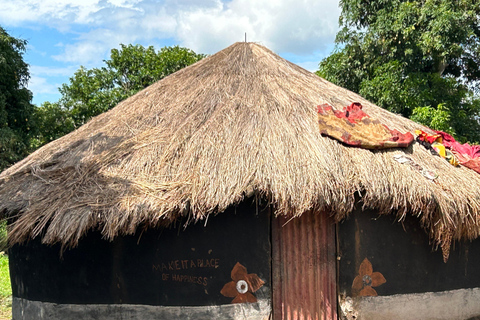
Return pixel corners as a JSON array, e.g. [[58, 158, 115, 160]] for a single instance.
[[0, 221, 6, 252], [0, 223, 12, 320]]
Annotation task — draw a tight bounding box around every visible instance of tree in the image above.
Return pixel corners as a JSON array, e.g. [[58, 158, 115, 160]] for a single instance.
[[0, 27, 35, 171], [33, 45, 205, 147], [318, 0, 480, 143], [30, 101, 75, 148]]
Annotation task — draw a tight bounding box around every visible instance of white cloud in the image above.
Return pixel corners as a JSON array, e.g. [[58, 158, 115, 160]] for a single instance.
[[52, 28, 129, 65], [174, 0, 340, 55], [30, 65, 77, 77], [297, 60, 321, 73], [107, 0, 143, 9], [0, 0, 340, 59], [137, 6, 178, 37], [28, 75, 61, 95], [0, 0, 103, 26], [27, 65, 77, 95], [53, 40, 109, 65]]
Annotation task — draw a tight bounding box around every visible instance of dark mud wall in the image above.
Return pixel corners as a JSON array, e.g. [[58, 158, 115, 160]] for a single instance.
[[9, 200, 271, 307], [338, 207, 480, 297]]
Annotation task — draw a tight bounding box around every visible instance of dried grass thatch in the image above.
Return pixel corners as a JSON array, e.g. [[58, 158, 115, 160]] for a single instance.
[[1, 42, 480, 259]]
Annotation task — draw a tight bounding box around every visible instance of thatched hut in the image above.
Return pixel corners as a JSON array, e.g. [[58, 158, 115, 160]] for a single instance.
[[2, 42, 480, 320]]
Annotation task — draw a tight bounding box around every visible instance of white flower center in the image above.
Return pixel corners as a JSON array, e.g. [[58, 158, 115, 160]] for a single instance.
[[362, 275, 372, 286], [236, 280, 248, 294]]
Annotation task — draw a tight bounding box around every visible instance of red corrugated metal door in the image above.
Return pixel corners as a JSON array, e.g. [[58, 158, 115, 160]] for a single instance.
[[272, 212, 337, 320]]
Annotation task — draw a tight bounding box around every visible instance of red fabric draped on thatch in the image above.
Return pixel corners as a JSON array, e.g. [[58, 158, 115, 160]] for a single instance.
[[317, 103, 414, 149], [436, 131, 480, 174]]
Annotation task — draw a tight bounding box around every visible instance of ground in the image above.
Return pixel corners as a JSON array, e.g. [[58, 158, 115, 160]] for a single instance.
[[0, 252, 12, 320]]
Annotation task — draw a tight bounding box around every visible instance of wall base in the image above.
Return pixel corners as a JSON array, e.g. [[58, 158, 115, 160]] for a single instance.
[[13, 297, 271, 320], [340, 287, 480, 320]]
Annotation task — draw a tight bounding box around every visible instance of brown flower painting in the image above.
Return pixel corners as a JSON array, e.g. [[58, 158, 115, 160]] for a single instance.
[[220, 262, 265, 303], [352, 258, 386, 297]]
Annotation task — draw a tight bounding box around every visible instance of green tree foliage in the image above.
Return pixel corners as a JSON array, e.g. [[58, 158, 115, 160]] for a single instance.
[[318, 0, 480, 142], [30, 101, 75, 147], [0, 27, 35, 171], [33, 44, 205, 147]]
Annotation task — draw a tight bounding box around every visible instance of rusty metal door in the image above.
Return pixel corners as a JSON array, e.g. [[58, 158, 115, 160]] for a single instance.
[[272, 212, 337, 320]]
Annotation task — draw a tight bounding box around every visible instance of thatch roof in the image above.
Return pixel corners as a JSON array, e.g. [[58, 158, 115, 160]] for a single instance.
[[1, 42, 480, 259]]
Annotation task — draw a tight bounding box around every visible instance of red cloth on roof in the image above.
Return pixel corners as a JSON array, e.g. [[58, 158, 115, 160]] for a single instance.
[[417, 131, 442, 144], [435, 131, 480, 174], [415, 130, 459, 166], [435, 131, 480, 159], [317, 102, 414, 149], [332, 102, 370, 123]]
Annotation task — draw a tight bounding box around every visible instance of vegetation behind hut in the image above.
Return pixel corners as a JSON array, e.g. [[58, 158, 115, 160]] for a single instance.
[[0, 27, 35, 172], [31, 44, 206, 148], [318, 0, 480, 143]]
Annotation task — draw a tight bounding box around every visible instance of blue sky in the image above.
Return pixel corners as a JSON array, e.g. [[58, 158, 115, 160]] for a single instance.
[[1, 0, 341, 106]]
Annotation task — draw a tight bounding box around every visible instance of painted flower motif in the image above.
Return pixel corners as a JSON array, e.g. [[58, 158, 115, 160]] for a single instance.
[[352, 258, 386, 297], [220, 262, 265, 303]]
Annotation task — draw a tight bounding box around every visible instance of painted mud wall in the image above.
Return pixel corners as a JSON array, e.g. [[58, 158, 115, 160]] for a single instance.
[[338, 207, 480, 320], [9, 200, 271, 319]]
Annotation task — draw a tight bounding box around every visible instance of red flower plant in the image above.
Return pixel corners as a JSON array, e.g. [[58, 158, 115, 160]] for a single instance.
[[220, 262, 265, 303], [352, 258, 386, 297]]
